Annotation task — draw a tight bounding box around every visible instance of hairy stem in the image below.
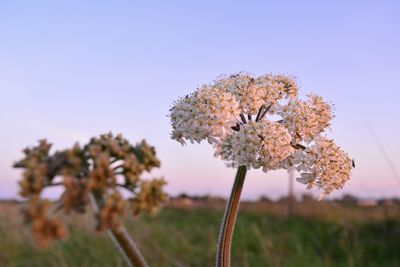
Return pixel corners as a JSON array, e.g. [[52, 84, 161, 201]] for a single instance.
[[216, 166, 247, 267], [90, 192, 148, 267]]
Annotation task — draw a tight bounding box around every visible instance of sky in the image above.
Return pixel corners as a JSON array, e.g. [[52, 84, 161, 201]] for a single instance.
[[1, 1, 399, 200]]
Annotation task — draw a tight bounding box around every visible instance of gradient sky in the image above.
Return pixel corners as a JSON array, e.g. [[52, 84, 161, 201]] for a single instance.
[[1, 1, 399, 200]]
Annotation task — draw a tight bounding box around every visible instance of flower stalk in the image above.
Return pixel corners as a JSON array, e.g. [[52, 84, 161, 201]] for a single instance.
[[90, 191, 148, 267], [216, 165, 247, 267]]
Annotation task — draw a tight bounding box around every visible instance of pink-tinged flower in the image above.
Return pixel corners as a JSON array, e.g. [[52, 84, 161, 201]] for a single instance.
[[170, 72, 352, 196]]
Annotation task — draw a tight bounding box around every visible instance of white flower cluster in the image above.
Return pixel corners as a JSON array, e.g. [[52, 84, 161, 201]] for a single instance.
[[294, 137, 352, 197], [214, 73, 298, 115], [170, 85, 240, 145], [280, 94, 333, 143], [169, 72, 352, 196], [229, 121, 294, 171]]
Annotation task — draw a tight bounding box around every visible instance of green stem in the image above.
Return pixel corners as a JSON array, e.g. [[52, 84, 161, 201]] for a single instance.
[[90, 192, 148, 267], [216, 166, 247, 267]]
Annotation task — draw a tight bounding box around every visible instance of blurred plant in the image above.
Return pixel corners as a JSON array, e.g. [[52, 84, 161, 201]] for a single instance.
[[14, 133, 168, 267], [169, 72, 353, 267]]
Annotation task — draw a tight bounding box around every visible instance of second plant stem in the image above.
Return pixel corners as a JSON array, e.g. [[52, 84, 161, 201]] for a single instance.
[[216, 165, 247, 267], [90, 191, 148, 267]]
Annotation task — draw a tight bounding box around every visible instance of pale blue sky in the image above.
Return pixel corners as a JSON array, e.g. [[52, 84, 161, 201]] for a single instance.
[[1, 1, 399, 199]]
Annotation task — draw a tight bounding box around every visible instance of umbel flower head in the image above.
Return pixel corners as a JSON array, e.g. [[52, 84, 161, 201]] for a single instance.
[[14, 133, 168, 246], [169, 72, 353, 196]]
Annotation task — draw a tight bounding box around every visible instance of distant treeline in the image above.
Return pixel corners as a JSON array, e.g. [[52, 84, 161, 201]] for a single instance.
[[168, 193, 400, 207], [1, 193, 400, 207]]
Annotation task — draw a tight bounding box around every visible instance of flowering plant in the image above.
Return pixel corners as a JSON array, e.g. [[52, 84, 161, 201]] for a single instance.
[[169, 72, 353, 266], [14, 133, 168, 267]]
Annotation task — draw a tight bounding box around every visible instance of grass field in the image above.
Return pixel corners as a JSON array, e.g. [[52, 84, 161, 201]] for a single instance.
[[0, 199, 399, 267]]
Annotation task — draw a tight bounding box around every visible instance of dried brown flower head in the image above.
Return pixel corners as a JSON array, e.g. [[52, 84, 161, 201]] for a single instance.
[[23, 197, 68, 247], [14, 133, 168, 246]]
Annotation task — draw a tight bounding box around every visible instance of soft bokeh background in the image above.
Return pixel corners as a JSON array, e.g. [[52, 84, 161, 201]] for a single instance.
[[1, 0, 399, 200]]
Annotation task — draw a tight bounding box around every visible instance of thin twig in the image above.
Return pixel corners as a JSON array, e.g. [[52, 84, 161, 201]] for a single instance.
[[292, 143, 306, 150], [112, 165, 124, 170], [255, 105, 265, 122], [46, 182, 63, 187], [256, 104, 273, 122], [240, 114, 247, 124], [116, 184, 136, 194]]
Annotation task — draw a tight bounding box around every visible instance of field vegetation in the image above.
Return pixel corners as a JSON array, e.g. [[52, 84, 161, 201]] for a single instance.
[[0, 196, 399, 267]]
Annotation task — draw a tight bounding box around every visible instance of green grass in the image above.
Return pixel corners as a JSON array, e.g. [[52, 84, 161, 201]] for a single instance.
[[0, 204, 399, 267]]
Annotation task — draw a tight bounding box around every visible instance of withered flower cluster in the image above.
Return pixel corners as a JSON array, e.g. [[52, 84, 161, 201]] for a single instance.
[[23, 197, 68, 247], [14, 133, 168, 246]]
